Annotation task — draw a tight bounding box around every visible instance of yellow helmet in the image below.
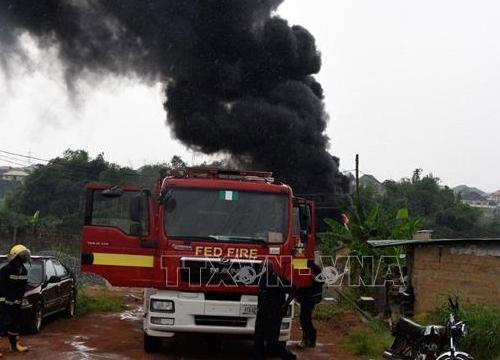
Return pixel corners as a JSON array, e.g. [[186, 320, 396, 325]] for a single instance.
[[8, 244, 31, 262]]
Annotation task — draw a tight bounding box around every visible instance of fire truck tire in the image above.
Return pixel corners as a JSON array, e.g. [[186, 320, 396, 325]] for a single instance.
[[144, 333, 162, 353]]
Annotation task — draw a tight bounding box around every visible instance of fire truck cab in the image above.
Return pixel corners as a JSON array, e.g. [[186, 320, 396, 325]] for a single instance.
[[81, 168, 316, 352]]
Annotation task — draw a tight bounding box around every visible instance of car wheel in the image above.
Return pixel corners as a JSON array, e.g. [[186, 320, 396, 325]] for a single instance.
[[144, 333, 162, 353], [64, 291, 76, 318], [29, 302, 43, 334]]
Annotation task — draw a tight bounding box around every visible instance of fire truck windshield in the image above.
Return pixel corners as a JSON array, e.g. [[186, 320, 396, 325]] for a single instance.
[[164, 188, 289, 244]]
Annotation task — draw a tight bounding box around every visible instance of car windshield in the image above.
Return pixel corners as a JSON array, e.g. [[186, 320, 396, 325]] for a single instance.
[[164, 188, 289, 243], [27, 260, 44, 284], [0, 258, 44, 284]]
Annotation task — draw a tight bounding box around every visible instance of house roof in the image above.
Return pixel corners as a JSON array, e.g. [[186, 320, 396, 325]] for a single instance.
[[460, 191, 486, 201], [490, 190, 500, 197], [368, 238, 500, 248], [3, 169, 29, 177]]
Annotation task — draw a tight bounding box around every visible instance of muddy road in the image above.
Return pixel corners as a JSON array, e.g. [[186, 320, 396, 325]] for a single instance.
[[2, 292, 362, 359]]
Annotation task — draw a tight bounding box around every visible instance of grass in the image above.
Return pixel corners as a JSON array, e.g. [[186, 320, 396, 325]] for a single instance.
[[313, 300, 354, 321], [342, 320, 393, 360], [76, 287, 127, 316], [431, 304, 500, 360], [292, 296, 355, 321], [342, 303, 500, 360]]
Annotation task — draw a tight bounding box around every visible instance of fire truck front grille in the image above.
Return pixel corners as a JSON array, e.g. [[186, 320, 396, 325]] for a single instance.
[[194, 315, 248, 327], [180, 258, 262, 286]]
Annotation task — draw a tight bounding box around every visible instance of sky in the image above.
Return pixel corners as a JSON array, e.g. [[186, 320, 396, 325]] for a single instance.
[[0, 0, 499, 192]]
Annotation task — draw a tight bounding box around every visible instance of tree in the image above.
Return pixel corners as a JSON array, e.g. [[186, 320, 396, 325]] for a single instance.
[[362, 169, 500, 238], [4, 151, 192, 234]]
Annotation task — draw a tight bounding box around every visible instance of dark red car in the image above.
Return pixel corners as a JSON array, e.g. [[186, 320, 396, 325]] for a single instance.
[[0, 255, 76, 333]]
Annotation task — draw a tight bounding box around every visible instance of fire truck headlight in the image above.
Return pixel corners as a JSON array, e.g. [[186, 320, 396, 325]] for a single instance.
[[151, 299, 175, 313]]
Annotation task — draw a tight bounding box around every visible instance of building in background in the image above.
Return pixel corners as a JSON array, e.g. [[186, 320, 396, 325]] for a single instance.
[[2, 169, 29, 182], [370, 237, 500, 313]]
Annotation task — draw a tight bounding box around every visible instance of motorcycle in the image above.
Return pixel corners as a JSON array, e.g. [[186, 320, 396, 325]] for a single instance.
[[383, 297, 473, 360]]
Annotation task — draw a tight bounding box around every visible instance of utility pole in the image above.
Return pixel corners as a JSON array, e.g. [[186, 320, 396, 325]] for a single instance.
[[355, 154, 360, 201]]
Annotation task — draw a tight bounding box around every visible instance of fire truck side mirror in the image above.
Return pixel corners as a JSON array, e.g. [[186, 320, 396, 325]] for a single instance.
[[299, 204, 311, 233], [130, 195, 143, 223]]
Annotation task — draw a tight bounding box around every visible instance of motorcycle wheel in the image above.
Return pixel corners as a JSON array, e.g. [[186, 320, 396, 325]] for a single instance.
[[437, 354, 473, 360]]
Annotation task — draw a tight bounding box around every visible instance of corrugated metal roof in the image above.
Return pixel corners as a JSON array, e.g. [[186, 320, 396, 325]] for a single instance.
[[368, 238, 500, 248], [3, 169, 29, 176]]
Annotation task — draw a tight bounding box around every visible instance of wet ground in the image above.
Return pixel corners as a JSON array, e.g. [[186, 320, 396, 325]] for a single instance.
[[0, 289, 362, 360]]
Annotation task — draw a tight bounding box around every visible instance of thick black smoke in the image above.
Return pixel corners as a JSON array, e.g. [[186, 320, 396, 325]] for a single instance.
[[0, 0, 350, 195]]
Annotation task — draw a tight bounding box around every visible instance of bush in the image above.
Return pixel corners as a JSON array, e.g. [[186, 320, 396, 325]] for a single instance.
[[431, 304, 500, 360], [342, 320, 393, 359]]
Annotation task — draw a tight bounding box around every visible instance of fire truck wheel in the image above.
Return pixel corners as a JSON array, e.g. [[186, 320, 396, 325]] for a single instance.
[[144, 333, 162, 353]]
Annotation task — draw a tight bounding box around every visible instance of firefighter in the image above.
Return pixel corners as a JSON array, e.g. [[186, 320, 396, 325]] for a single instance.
[[295, 260, 324, 348], [0, 244, 31, 353], [253, 262, 297, 360]]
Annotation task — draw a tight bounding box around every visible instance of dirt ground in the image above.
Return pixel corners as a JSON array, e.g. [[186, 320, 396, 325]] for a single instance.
[[0, 288, 363, 360]]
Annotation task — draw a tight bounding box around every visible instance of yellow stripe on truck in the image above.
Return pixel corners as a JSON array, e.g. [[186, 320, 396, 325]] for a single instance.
[[92, 253, 154, 268], [292, 258, 308, 270]]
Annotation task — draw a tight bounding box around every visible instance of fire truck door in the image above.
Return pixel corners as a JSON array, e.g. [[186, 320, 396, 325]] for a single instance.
[[81, 185, 156, 287], [305, 200, 316, 260], [298, 201, 316, 260]]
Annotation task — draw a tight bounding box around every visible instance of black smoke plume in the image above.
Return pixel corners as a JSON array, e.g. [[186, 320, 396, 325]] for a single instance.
[[0, 0, 350, 195]]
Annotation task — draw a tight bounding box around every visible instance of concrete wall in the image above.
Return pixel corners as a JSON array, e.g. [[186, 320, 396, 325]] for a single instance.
[[411, 242, 500, 313]]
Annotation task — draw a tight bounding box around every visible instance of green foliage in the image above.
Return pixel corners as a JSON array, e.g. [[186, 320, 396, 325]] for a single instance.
[[378, 169, 500, 238], [7, 150, 107, 229], [320, 203, 421, 256], [0, 201, 29, 238], [1, 150, 190, 235], [323, 168, 500, 254], [0, 179, 20, 201], [76, 289, 126, 316], [342, 320, 393, 359], [431, 304, 500, 360]]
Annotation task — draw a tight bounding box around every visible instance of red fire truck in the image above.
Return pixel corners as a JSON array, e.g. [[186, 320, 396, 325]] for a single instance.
[[81, 168, 316, 352]]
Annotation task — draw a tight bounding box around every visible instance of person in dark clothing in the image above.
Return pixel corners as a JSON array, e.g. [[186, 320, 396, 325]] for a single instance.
[[295, 260, 324, 348], [0, 244, 31, 354], [253, 262, 297, 360]]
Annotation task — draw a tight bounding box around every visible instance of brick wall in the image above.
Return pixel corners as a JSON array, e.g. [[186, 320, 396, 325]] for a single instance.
[[411, 242, 500, 313]]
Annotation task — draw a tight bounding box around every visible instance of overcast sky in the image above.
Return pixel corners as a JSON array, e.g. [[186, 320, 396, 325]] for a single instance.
[[0, 0, 499, 192]]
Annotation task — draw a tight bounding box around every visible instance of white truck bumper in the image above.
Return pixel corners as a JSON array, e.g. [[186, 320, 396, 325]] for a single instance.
[[143, 289, 293, 341]]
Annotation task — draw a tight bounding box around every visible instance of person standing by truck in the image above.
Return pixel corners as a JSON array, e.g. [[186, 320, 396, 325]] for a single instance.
[[0, 244, 31, 353], [295, 260, 324, 349], [253, 261, 297, 360]]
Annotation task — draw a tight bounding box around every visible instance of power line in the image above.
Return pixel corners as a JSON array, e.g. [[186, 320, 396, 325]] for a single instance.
[[0, 156, 28, 167], [0, 149, 160, 179], [0, 154, 30, 165], [0, 149, 49, 162]]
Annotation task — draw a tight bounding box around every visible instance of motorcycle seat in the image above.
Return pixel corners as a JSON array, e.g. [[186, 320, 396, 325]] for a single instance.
[[394, 317, 427, 337]]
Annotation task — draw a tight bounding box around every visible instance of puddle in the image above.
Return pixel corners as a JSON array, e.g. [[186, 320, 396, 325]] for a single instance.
[[65, 336, 129, 360], [64, 337, 97, 360], [118, 306, 143, 321]]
